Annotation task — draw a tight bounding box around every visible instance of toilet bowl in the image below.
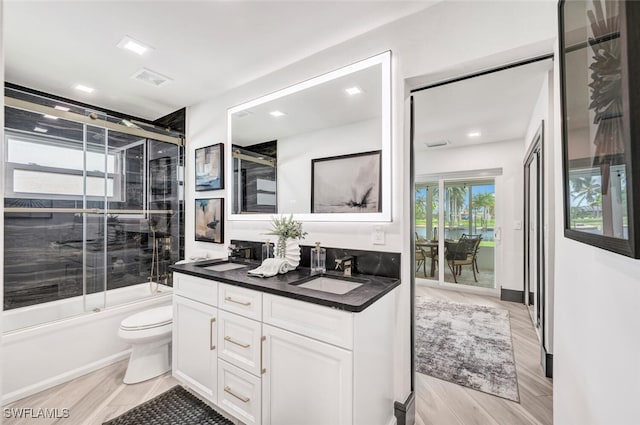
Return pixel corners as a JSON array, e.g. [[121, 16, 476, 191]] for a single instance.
[[118, 305, 172, 384]]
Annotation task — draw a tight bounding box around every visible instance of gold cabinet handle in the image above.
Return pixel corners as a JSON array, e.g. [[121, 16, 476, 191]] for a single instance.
[[224, 335, 250, 348], [225, 296, 251, 306], [224, 386, 250, 403], [260, 335, 266, 374], [210, 318, 216, 350]]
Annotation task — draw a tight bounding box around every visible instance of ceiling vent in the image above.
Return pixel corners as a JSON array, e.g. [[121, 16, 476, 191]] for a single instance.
[[424, 140, 449, 148], [131, 68, 172, 87], [234, 110, 253, 118]]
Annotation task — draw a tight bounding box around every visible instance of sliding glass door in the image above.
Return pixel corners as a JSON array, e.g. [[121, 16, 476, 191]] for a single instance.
[[415, 177, 496, 289]]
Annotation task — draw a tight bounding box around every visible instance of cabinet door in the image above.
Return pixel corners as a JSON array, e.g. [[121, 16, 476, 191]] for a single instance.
[[173, 296, 218, 403], [218, 310, 262, 376], [262, 324, 353, 425]]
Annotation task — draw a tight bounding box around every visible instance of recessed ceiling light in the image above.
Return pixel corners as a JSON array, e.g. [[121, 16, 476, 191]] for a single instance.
[[75, 84, 95, 93], [269, 110, 286, 117], [43, 114, 58, 120], [345, 86, 362, 95], [33, 127, 48, 133], [467, 131, 482, 138], [54, 105, 70, 112], [117, 36, 152, 55]]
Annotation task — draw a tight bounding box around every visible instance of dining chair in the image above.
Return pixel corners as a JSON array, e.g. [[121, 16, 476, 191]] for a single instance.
[[415, 246, 427, 275], [445, 234, 482, 283]]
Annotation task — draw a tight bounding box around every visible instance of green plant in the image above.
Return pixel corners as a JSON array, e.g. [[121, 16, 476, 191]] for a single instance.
[[266, 214, 307, 240]]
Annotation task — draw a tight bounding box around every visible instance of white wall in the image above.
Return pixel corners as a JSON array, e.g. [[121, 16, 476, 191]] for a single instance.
[[551, 38, 640, 424], [278, 119, 379, 213], [186, 0, 556, 410], [415, 139, 524, 292]]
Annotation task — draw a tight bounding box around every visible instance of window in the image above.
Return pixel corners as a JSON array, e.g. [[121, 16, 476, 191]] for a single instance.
[[5, 134, 120, 200]]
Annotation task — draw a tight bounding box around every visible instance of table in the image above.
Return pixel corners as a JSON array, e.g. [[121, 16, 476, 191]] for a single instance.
[[416, 240, 438, 277]]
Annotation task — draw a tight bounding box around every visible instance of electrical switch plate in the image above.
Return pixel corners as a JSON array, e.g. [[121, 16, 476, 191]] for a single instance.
[[514, 220, 522, 230], [372, 226, 385, 245]]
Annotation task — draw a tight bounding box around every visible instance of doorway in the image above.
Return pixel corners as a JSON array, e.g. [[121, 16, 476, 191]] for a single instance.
[[524, 122, 546, 344]]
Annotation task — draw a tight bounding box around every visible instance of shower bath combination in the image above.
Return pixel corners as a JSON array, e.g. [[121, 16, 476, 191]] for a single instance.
[[3, 87, 185, 327]]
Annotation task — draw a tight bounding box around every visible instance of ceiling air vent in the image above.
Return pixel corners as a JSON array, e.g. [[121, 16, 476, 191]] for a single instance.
[[234, 110, 253, 119], [131, 68, 172, 87], [424, 140, 449, 148]]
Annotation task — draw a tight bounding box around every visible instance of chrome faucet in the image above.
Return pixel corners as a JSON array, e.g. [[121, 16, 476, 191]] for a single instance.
[[335, 255, 353, 277]]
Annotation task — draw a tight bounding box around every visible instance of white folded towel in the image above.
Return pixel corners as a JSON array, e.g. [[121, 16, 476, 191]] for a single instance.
[[248, 258, 293, 278]]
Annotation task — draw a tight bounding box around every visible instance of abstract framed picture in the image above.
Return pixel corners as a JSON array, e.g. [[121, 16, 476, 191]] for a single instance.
[[195, 143, 224, 191], [195, 198, 224, 243], [311, 150, 382, 213], [558, 0, 640, 258]]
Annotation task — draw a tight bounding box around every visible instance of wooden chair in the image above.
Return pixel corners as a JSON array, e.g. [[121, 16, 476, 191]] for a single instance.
[[445, 234, 482, 283], [415, 246, 427, 275]]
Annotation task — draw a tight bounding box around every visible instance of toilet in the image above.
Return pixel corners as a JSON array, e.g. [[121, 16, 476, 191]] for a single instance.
[[118, 305, 173, 384]]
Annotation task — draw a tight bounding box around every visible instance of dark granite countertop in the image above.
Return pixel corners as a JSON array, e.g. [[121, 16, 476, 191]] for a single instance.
[[169, 259, 400, 313]]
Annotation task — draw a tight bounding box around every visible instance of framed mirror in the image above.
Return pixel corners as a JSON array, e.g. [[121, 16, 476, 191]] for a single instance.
[[227, 51, 391, 222]]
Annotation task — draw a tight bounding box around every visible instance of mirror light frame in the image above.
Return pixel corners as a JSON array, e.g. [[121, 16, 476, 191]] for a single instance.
[[226, 50, 392, 222]]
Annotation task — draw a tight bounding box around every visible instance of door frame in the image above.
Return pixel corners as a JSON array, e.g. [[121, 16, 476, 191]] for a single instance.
[[523, 121, 546, 356]]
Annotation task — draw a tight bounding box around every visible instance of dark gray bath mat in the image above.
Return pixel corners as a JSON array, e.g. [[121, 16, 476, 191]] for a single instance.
[[103, 386, 233, 425]]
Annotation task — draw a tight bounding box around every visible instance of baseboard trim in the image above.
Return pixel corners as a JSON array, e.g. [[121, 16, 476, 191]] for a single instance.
[[500, 288, 524, 303], [1, 350, 131, 405], [541, 346, 553, 378], [394, 391, 415, 425]]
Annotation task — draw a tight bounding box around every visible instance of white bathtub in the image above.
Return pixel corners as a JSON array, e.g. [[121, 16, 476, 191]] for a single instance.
[[2, 283, 173, 404]]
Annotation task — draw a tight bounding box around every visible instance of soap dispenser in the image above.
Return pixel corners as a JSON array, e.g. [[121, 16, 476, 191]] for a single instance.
[[262, 239, 273, 262], [310, 242, 326, 274]]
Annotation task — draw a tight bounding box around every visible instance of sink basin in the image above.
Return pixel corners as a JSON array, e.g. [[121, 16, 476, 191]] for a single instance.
[[202, 262, 248, 272], [296, 276, 364, 295]]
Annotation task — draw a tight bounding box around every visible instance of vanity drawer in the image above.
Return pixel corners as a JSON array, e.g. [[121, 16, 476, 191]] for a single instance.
[[263, 293, 353, 350], [218, 360, 262, 425], [174, 273, 218, 306], [218, 310, 263, 376], [219, 284, 262, 320]]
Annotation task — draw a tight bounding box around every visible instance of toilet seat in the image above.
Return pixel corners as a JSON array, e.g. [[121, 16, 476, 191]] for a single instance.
[[120, 305, 172, 331]]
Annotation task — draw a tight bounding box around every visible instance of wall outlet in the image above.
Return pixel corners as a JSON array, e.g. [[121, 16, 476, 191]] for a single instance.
[[372, 226, 385, 245]]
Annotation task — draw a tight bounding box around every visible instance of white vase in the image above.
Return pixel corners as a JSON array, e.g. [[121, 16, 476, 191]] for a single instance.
[[276, 237, 300, 268]]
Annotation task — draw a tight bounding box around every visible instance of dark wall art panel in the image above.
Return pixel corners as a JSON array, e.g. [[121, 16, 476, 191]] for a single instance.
[[311, 150, 381, 213]]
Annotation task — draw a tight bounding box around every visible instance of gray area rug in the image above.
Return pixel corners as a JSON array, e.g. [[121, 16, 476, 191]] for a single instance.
[[103, 386, 233, 425], [415, 297, 520, 401]]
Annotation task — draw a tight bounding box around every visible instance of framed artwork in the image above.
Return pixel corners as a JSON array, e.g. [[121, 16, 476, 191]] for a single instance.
[[195, 143, 224, 191], [559, 0, 640, 258], [311, 150, 381, 213], [195, 198, 224, 243]]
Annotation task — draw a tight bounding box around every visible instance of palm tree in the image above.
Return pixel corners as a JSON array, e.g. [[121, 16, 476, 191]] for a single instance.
[[570, 176, 601, 212], [473, 192, 495, 230], [445, 186, 467, 229]]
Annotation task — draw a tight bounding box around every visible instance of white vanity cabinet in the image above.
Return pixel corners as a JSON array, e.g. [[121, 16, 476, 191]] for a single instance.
[[172, 274, 219, 403], [261, 323, 353, 425], [172, 272, 396, 425]]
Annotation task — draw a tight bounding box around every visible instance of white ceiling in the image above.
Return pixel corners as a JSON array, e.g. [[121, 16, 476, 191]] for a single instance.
[[4, 1, 435, 121], [413, 59, 553, 151]]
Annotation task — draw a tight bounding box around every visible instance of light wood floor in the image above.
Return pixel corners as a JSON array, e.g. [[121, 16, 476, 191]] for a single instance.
[[415, 285, 553, 425], [3, 360, 182, 425]]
